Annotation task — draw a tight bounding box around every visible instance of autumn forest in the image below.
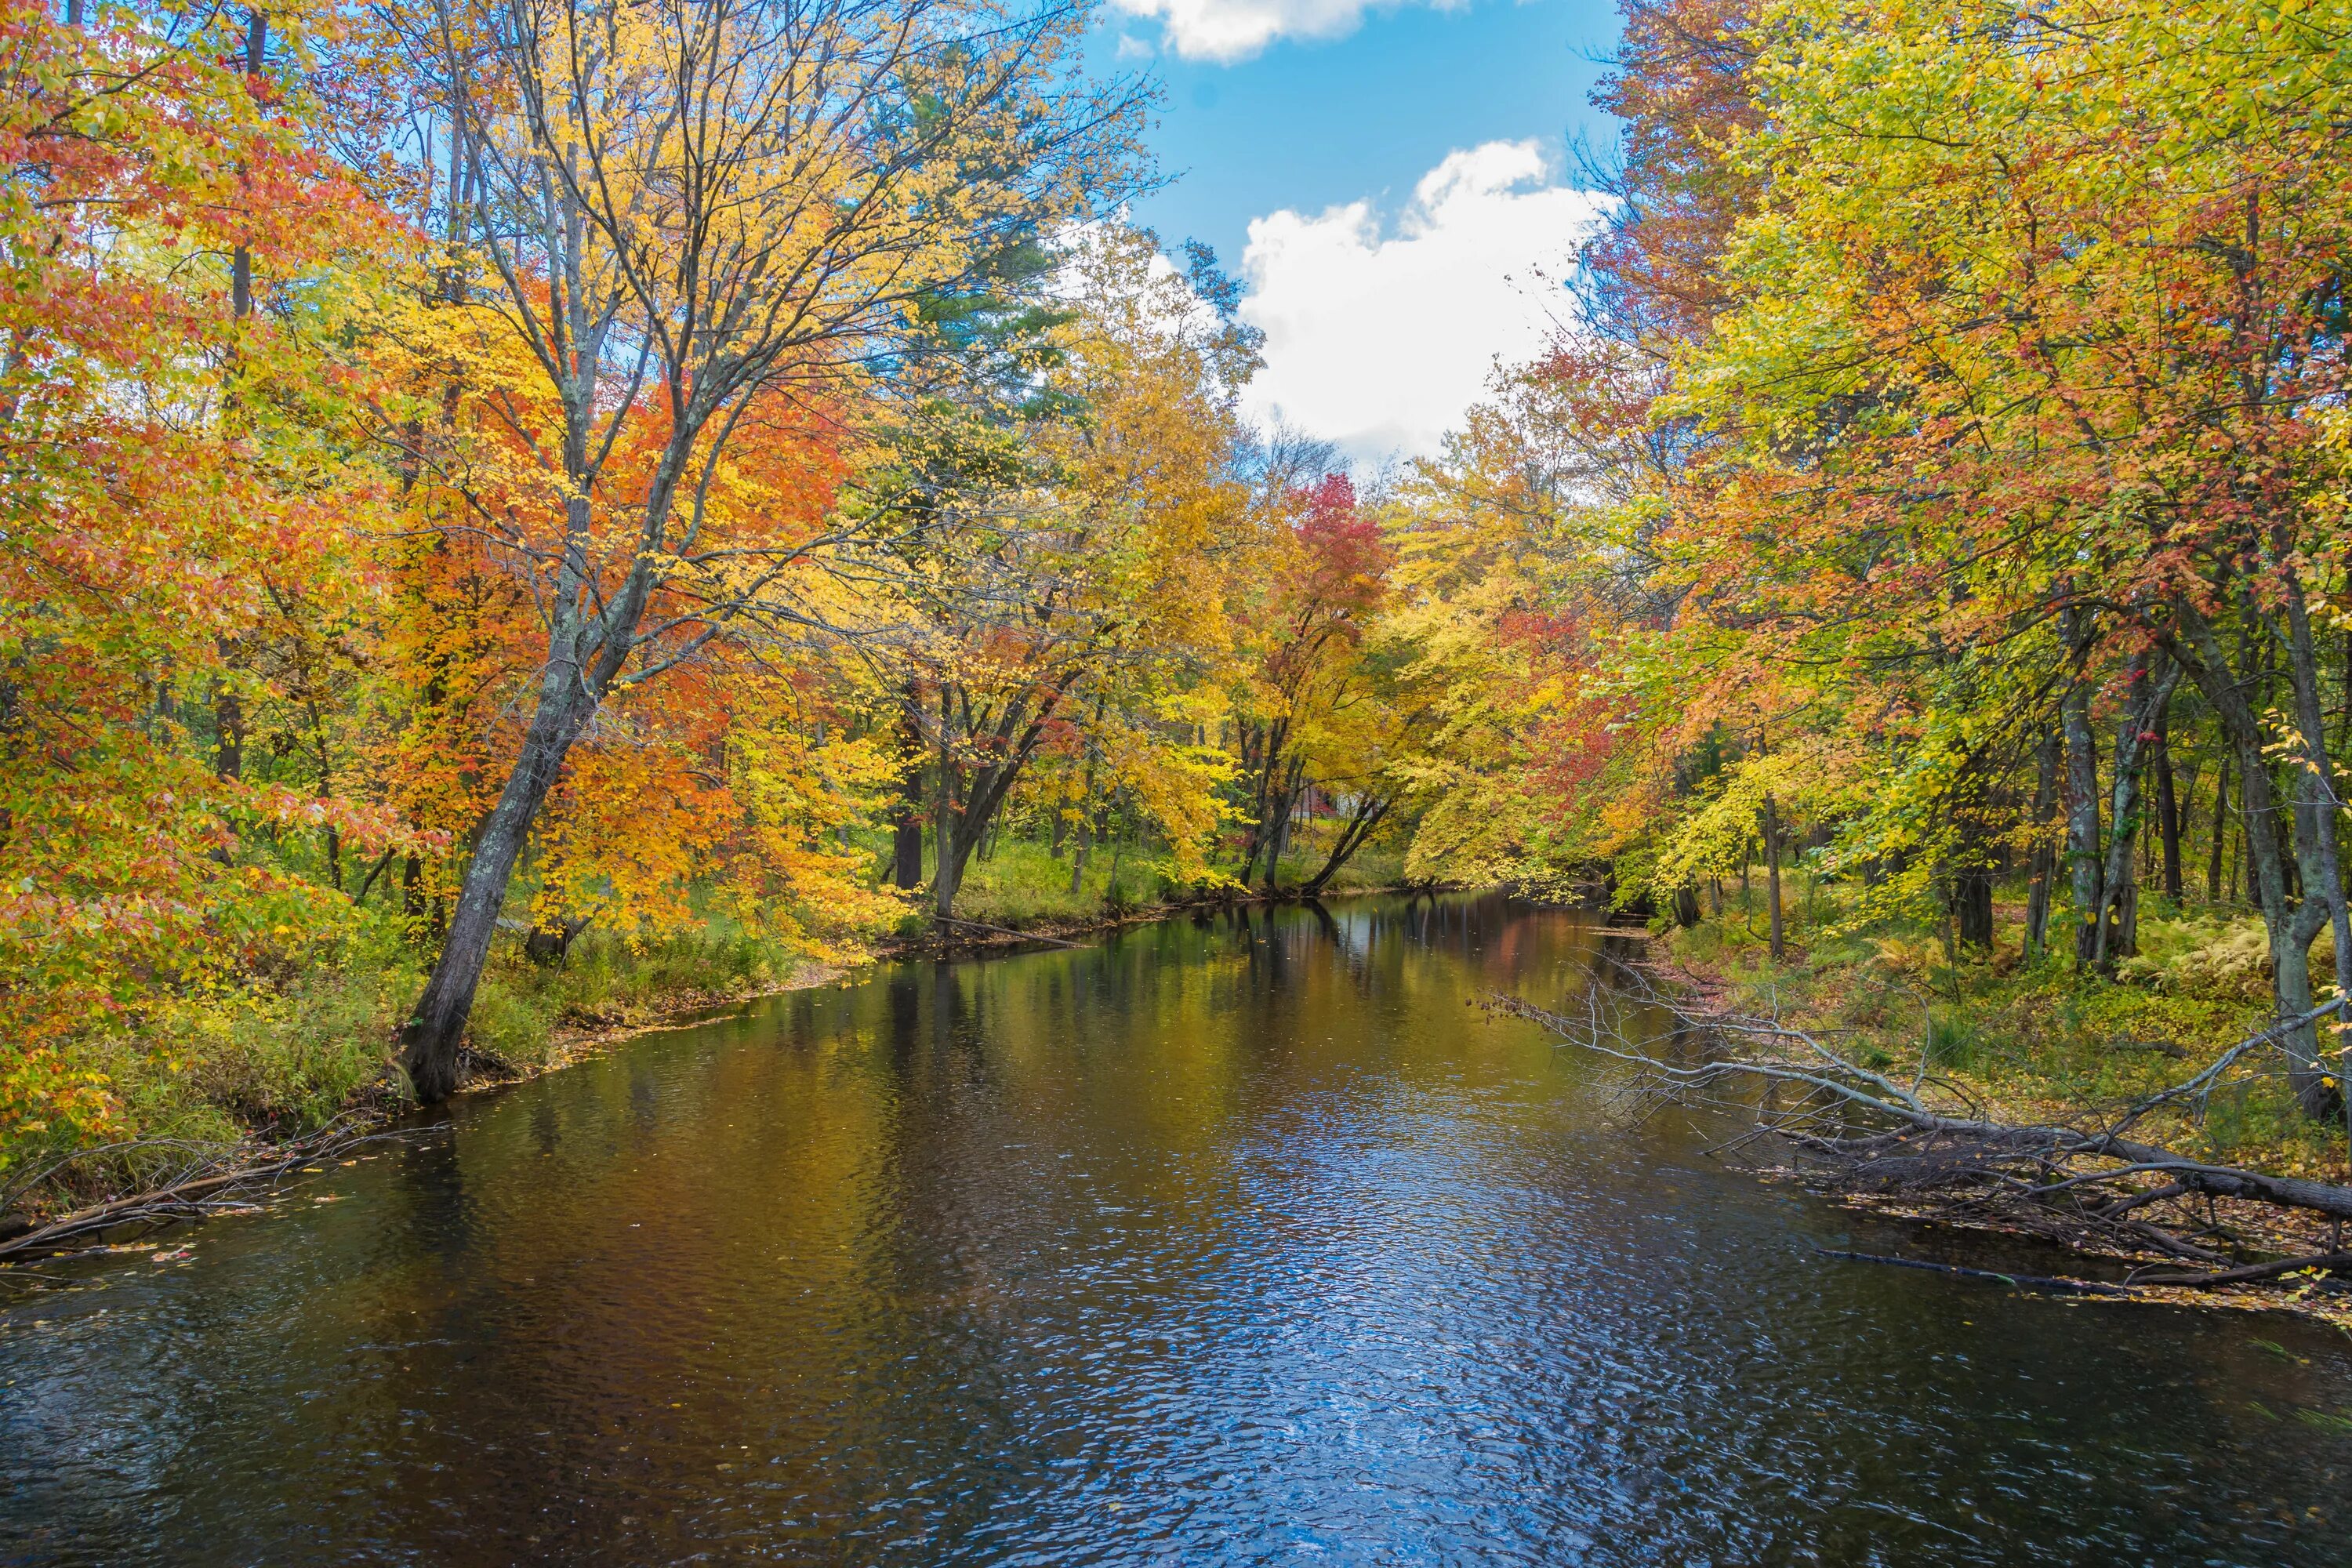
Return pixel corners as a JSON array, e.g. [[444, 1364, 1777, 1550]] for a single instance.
[[12, 0, 2352, 1293]]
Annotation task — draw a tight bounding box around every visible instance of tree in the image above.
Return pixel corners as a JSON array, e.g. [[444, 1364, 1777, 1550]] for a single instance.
[[0, 0, 423, 1149], [851, 223, 1258, 916], [367, 0, 1143, 1098]]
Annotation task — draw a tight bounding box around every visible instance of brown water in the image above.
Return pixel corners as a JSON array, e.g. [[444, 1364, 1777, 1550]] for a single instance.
[[3, 894, 2350, 1565]]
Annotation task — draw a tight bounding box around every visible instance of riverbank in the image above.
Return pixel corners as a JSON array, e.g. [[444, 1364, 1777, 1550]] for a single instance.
[[1635, 903, 2352, 1323], [1, 865, 1438, 1247], [0, 935, 860, 1252]]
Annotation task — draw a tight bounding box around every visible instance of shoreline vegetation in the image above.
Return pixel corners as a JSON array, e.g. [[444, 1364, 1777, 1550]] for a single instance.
[[1552, 877, 2352, 1324], [0, 848, 1414, 1252], [17, 875, 2352, 1330], [16, 0, 2352, 1338]]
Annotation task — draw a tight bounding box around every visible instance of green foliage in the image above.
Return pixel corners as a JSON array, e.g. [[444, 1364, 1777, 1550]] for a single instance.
[[2117, 915, 2295, 1001], [1668, 895, 2346, 1178]]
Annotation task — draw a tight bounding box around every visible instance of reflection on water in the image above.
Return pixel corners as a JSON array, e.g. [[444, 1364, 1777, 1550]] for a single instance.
[[3, 894, 2348, 1565]]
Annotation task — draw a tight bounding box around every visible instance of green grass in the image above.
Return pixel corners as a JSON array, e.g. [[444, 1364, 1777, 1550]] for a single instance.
[[4, 911, 826, 1210], [6, 829, 1414, 1210], [1664, 887, 2345, 1181], [952, 837, 1133, 927], [468, 920, 811, 1066]]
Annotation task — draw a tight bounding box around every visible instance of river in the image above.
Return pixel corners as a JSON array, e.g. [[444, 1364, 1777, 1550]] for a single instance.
[[3, 893, 2348, 1564]]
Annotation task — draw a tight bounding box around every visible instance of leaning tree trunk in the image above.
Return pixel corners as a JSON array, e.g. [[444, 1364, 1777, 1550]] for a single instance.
[[2281, 575, 2352, 1128], [399, 666, 589, 1102], [1301, 796, 1389, 896]]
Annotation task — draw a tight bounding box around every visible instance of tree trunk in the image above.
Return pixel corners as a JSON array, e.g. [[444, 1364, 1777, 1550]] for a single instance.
[[933, 688, 960, 918], [213, 681, 244, 781], [398, 677, 589, 1102], [2206, 756, 2230, 902], [2154, 707, 2182, 902], [2092, 655, 2179, 969], [893, 810, 925, 891], [892, 701, 925, 890], [2281, 575, 2352, 1124], [1302, 797, 1389, 896], [1762, 794, 1785, 960], [2024, 727, 2058, 955], [2060, 611, 2103, 969], [1262, 760, 1303, 895], [2167, 601, 2337, 1117], [230, 14, 263, 318], [1954, 866, 1994, 950]]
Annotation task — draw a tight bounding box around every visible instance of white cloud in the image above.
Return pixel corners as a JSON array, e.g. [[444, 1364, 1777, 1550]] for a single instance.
[[1112, 31, 1156, 60], [1112, 0, 1456, 62], [1236, 141, 1608, 463]]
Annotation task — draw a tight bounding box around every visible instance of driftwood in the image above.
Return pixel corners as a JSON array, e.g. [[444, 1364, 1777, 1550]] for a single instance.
[[1816, 1248, 2134, 1295], [1494, 974, 2352, 1297], [931, 915, 1087, 949], [0, 1120, 435, 1262]]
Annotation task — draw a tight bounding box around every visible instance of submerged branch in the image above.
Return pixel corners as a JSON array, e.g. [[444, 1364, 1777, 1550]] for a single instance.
[[0, 1121, 437, 1261], [1490, 981, 2352, 1296]]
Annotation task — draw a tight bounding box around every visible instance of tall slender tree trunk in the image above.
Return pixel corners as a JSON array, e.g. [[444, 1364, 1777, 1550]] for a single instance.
[[892, 697, 926, 890], [2092, 656, 2178, 968], [2060, 610, 2104, 969], [2154, 707, 2182, 902], [2206, 756, 2230, 902], [933, 688, 960, 919], [230, 13, 264, 321], [1762, 795, 1785, 960], [2024, 728, 2059, 956]]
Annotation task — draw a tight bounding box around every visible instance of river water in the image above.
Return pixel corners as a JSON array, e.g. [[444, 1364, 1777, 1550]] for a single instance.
[[4, 894, 2349, 1564]]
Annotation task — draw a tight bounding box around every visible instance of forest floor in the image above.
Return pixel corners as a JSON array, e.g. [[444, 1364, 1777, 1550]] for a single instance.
[[1642, 894, 2352, 1323]]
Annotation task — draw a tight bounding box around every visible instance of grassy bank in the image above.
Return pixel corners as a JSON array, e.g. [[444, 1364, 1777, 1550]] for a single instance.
[[5, 833, 1412, 1223], [5, 915, 840, 1221], [1656, 887, 2347, 1186]]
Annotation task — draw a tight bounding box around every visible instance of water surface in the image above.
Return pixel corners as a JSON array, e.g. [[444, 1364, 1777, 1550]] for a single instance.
[[5, 895, 2349, 1564]]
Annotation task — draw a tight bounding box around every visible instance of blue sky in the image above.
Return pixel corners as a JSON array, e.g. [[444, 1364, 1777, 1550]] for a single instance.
[[1080, 0, 1626, 461]]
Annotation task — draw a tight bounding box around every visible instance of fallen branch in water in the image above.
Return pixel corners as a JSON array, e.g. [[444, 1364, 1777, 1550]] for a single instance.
[[1490, 978, 2352, 1298], [0, 1120, 435, 1261], [1816, 1248, 2133, 1295], [931, 915, 1087, 949]]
